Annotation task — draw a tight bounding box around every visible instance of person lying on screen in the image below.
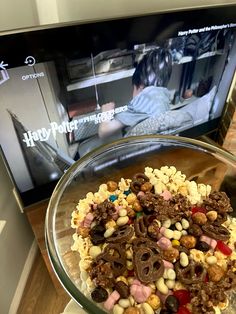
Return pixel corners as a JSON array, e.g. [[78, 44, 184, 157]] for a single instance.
[[98, 47, 172, 138]]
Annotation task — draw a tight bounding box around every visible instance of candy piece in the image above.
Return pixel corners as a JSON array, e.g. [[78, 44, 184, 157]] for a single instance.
[[103, 290, 120, 310], [157, 237, 172, 250], [216, 240, 232, 256], [163, 260, 174, 269], [177, 306, 191, 314], [112, 206, 121, 220], [123, 190, 131, 196], [115, 281, 129, 298], [83, 212, 94, 227], [91, 286, 108, 302], [191, 207, 206, 215], [137, 191, 145, 197], [200, 235, 217, 250], [173, 290, 191, 306], [195, 241, 211, 252], [165, 295, 179, 312], [136, 212, 143, 218], [160, 227, 166, 234], [109, 195, 118, 202], [89, 224, 106, 245]]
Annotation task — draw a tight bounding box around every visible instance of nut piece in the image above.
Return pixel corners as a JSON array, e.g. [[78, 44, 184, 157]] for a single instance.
[[127, 206, 136, 218], [206, 210, 218, 222], [107, 181, 118, 192], [133, 200, 142, 212], [141, 182, 153, 192], [162, 247, 180, 262], [146, 294, 161, 310], [126, 193, 137, 205], [180, 235, 197, 249], [192, 212, 207, 225], [124, 307, 140, 314], [207, 264, 225, 282], [77, 226, 90, 237]]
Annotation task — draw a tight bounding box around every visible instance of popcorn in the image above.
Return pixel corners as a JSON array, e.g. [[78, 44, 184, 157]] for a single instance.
[[118, 178, 131, 192]]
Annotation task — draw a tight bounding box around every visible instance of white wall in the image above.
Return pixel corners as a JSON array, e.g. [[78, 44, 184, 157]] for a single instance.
[[0, 0, 39, 31], [1, 1, 236, 33], [0, 154, 34, 314]]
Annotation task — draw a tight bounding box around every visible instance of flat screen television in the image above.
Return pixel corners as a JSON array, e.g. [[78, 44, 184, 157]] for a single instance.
[[0, 4, 236, 206]]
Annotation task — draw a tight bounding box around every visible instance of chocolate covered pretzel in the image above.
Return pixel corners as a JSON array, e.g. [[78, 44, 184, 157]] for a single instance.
[[202, 223, 230, 241], [176, 261, 207, 285], [107, 225, 134, 243], [96, 243, 126, 277], [134, 247, 164, 283]]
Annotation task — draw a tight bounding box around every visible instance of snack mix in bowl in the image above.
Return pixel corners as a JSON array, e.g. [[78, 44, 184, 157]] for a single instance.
[[45, 136, 236, 314], [71, 165, 236, 314]]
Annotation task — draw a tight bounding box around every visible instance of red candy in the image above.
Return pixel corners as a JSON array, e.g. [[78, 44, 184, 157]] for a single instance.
[[216, 240, 232, 256], [177, 306, 191, 314], [173, 289, 191, 306], [191, 207, 206, 215], [204, 274, 209, 283]]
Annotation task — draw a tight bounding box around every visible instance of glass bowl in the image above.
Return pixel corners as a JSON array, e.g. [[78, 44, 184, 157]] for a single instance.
[[45, 135, 236, 313]]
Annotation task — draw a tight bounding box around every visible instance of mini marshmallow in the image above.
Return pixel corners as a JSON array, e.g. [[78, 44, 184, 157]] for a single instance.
[[104, 290, 120, 311], [157, 237, 172, 250], [200, 235, 217, 250]]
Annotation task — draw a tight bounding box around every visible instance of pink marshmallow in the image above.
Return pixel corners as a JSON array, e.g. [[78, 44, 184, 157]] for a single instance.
[[83, 212, 94, 227], [163, 260, 174, 269], [137, 191, 145, 197], [160, 227, 166, 234], [130, 281, 151, 303], [132, 279, 141, 286], [161, 190, 172, 200], [200, 235, 217, 250], [103, 290, 120, 311], [112, 206, 121, 220], [157, 237, 172, 250]]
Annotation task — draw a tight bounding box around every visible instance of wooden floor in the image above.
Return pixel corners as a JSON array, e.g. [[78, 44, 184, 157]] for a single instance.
[[17, 250, 70, 314]]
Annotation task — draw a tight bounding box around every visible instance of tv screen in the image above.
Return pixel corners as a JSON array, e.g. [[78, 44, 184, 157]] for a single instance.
[[0, 5, 236, 206]]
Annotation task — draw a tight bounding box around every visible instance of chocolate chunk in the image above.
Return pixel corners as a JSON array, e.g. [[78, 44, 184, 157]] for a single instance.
[[188, 224, 203, 237], [89, 225, 106, 245], [91, 286, 108, 302], [196, 241, 211, 252], [115, 281, 129, 298]]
